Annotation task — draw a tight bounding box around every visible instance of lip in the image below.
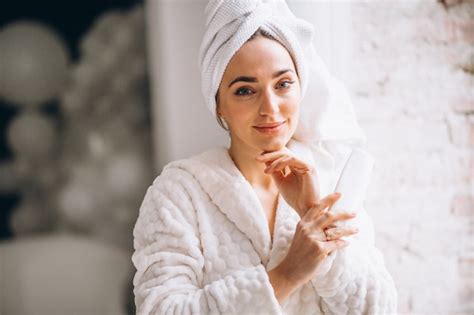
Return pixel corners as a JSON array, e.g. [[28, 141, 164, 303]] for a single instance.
[[253, 121, 286, 135], [254, 121, 285, 128]]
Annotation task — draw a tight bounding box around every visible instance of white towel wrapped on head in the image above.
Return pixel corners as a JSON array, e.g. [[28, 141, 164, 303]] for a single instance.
[[198, 0, 315, 117]]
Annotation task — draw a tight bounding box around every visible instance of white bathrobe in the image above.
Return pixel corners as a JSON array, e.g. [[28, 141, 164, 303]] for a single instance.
[[132, 140, 398, 314]]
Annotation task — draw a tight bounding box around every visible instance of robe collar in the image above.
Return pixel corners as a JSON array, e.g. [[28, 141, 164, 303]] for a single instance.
[[163, 139, 337, 266]]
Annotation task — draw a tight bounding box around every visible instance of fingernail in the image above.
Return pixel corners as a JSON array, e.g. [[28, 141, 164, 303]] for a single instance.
[[334, 192, 341, 197]]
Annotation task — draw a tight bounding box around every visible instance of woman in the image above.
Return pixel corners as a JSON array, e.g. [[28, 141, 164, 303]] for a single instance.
[[132, 1, 398, 314]]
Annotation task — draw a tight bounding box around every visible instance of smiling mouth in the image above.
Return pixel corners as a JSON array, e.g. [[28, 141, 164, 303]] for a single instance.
[[254, 121, 285, 128], [253, 121, 286, 134]]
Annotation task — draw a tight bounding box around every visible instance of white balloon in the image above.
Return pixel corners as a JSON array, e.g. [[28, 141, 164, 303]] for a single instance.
[[71, 62, 97, 86], [79, 10, 123, 58], [86, 131, 110, 160], [113, 21, 135, 51], [0, 20, 70, 106], [7, 110, 57, 160], [104, 152, 149, 200], [57, 182, 97, 229], [79, 33, 103, 58], [93, 11, 124, 37], [96, 48, 119, 72], [98, 118, 137, 152], [56, 164, 104, 229], [0, 160, 22, 193]]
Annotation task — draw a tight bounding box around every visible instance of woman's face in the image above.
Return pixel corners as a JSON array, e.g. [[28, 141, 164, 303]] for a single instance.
[[217, 36, 301, 154]]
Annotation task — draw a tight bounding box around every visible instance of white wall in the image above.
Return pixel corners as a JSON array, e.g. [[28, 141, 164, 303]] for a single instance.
[[145, 0, 225, 172], [347, 1, 473, 313]]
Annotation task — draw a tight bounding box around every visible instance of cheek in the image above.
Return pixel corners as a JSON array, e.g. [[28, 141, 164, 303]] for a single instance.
[[283, 101, 300, 135], [226, 105, 254, 129], [283, 99, 300, 118], [290, 89, 301, 116]]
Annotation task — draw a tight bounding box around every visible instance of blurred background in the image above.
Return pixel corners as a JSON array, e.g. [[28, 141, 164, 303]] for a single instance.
[[0, 0, 472, 314]]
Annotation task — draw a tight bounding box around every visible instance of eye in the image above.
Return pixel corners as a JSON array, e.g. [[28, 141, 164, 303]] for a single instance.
[[234, 87, 254, 96], [277, 80, 295, 89]]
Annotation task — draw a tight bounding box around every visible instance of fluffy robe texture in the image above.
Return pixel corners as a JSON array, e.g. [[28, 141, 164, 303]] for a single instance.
[[132, 139, 398, 314]]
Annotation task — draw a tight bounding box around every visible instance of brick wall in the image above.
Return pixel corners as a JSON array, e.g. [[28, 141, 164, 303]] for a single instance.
[[347, 1, 473, 314]]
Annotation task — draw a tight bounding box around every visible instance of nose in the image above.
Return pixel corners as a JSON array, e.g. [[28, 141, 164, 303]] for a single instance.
[[259, 88, 280, 116]]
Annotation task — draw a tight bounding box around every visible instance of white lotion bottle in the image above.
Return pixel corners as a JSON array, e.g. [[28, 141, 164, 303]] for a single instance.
[[328, 147, 375, 243]]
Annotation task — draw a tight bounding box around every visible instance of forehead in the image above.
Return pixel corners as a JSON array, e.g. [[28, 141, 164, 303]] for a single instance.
[[223, 37, 296, 79]]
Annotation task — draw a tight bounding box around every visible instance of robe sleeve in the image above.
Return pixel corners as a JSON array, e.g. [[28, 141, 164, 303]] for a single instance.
[[309, 206, 398, 314], [131, 180, 284, 315]]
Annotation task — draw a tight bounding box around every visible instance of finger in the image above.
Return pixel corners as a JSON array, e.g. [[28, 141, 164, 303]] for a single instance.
[[316, 211, 357, 229], [269, 168, 286, 185], [291, 165, 313, 175], [272, 159, 294, 175], [325, 223, 338, 230], [273, 156, 293, 172], [264, 156, 291, 173], [304, 193, 341, 221], [258, 150, 313, 176], [324, 227, 359, 240], [308, 229, 327, 242], [278, 156, 312, 174], [255, 150, 288, 163], [323, 239, 350, 253]]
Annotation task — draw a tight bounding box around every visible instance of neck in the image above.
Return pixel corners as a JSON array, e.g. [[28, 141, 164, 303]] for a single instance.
[[228, 141, 276, 191]]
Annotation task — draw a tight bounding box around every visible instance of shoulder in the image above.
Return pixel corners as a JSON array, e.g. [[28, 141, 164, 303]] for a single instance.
[[141, 145, 230, 212], [133, 146, 231, 246]]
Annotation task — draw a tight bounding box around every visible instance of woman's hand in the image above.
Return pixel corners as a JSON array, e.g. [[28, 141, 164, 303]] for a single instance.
[[274, 193, 359, 288], [256, 147, 320, 218]]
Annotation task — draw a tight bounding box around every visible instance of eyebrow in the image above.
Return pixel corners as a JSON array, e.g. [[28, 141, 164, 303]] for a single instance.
[[227, 69, 294, 88]]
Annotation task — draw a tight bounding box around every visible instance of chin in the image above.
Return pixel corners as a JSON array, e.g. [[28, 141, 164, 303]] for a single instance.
[[252, 123, 294, 152], [255, 137, 287, 152]]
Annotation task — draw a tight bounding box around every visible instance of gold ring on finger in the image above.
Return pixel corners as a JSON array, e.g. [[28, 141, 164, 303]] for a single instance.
[[324, 229, 331, 241]]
